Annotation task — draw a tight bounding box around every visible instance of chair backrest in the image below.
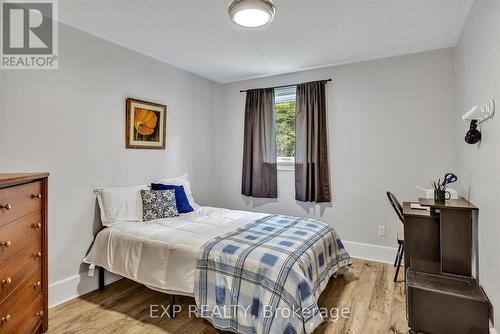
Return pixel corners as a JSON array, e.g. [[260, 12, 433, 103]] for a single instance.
[[386, 191, 404, 224]]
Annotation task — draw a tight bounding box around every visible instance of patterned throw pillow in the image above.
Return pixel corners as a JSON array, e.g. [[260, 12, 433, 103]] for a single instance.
[[140, 189, 179, 221]]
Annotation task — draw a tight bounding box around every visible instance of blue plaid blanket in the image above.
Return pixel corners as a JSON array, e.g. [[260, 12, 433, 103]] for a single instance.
[[194, 214, 351, 334]]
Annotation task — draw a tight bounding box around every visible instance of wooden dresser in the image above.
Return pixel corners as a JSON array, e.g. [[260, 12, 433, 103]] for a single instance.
[[0, 174, 49, 333]]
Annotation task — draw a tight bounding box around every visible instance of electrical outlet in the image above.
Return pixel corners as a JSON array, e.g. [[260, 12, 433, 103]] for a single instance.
[[378, 225, 386, 237]]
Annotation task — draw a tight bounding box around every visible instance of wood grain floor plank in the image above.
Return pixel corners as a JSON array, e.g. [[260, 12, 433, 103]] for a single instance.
[[48, 259, 408, 334], [334, 260, 381, 334], [315, 258, 364, 334], [361, 262, 397, 334], [388, 277, 408, 334]]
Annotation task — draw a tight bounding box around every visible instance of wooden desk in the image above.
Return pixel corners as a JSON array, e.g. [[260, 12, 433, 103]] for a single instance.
[[403, 198, 478, 277], [404, 200, 486, 333]]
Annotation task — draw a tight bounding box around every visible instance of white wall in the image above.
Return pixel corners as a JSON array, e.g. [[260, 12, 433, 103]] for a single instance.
[[214, 49, 457, 250], [0, 24, 220, 305], [454, 0, 500, 330]]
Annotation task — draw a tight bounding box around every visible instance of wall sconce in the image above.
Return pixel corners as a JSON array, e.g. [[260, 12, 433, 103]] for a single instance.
[[462, 99, 495, 144]]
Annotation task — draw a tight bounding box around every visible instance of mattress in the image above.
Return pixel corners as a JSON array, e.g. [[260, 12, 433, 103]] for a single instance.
[[83, 206, 267, 296]]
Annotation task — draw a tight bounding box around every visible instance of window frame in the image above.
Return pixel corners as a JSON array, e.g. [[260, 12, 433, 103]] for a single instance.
[[274, 86, 297, 171]]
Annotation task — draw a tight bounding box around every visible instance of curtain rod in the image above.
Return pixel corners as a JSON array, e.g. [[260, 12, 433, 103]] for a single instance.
[[239, 78, 332, 93]]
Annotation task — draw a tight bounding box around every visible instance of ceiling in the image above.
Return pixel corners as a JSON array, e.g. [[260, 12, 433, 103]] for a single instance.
[[59, 0, 473, 83]]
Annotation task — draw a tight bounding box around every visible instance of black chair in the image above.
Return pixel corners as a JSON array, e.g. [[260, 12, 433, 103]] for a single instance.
[[386, 191, 404, 282]]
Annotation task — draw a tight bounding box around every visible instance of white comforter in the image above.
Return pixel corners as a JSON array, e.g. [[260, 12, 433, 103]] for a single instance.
[[83, 207, 267, 296]]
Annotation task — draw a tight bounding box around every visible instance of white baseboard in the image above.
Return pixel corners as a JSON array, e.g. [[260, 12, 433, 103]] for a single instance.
[[49, 270, 121, 308], [49, 241, 396, 308], [343, 240, 397, 264], [491, 327, 498, 334]]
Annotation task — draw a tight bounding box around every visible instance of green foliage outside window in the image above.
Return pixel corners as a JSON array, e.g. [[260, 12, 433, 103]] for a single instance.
[[275, 102, 296, 157]]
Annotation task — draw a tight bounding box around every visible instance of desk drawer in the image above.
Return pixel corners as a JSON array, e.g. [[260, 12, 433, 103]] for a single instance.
[[0, 211, 42, 265], [0, 242, 42, 303], [0, 273, 43, 334], [0, 182, 42, 228]]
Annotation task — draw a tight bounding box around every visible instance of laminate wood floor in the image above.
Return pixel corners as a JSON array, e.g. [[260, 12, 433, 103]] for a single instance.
[[48, 258, 408, 334]]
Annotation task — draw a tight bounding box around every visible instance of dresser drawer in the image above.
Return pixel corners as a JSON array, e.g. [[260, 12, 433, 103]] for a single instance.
[[0, 242, 42, 303], [15, 295, 43, 334], [0, 211, 42, 265], [0, 182, 43, 228], [0, 273, 43, 334]]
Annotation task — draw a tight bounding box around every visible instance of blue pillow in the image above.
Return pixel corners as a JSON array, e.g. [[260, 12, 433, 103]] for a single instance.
[[151, 183, 194, 213]]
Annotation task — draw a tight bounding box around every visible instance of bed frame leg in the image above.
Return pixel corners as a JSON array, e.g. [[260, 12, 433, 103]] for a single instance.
[[98, 266, 105, 290], [170, 295, 176, 319]]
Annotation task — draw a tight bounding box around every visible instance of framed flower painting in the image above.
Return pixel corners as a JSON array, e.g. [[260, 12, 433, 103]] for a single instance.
[[126, 98, 166, 149]]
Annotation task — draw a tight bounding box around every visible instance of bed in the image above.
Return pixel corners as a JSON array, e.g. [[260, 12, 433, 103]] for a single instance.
[[85, 176, 351, 334], [84, 207, 351, 334]]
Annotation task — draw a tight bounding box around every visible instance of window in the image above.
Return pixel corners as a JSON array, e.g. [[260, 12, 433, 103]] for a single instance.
[[274, 86, 296, 170]]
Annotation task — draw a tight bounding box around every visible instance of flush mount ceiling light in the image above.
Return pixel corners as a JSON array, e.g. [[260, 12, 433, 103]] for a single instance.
[[228, 0, 276, 28]]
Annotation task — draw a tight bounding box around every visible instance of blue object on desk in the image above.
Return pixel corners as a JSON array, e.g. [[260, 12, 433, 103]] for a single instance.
[[442, 173, 458, 186]]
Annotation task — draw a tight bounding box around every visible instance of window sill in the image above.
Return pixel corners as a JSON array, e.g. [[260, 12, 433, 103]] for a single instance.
[[277, 157, 295, 172], [277, 164, 295, 172]]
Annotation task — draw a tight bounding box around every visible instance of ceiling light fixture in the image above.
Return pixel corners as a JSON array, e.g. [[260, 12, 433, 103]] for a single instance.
[[228, 0, 276, 28]]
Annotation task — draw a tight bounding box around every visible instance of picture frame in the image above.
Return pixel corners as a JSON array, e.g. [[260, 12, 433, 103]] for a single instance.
[[126, 98, 167, 149]]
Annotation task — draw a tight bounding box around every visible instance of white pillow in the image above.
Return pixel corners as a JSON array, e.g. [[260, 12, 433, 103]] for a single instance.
[[153, 173, 199, 209], [95, 184, 149, 226]]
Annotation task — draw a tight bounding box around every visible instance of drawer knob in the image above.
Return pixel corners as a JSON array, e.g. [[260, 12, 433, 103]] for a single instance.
[[0, 203, 11, 211], [32, 223, 42, 229], [1, 241, 11, 248], [33, 251, 42, 258], [1, 314, 10, 322], [1, 278, 12, 286], [32, 194, 42, 200], [33, 281, 41, 288], [36, 311, 43, 317]]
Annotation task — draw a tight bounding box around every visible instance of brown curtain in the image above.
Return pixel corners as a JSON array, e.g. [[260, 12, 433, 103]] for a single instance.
[[241, 88, 277, 198], [295, 80, 331, 202]]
